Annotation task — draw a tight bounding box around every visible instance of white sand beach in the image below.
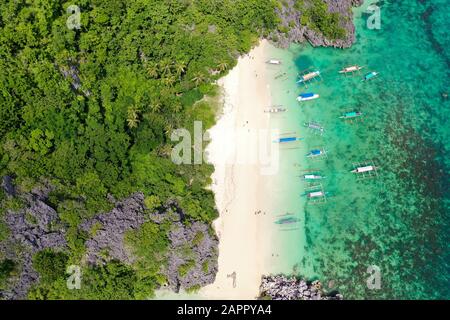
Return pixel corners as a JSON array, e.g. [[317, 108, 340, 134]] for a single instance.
[[200, 40, 275, 299]]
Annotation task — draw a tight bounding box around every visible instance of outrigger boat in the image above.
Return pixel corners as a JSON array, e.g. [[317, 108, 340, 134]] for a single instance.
[[266, 59, 282, 65], [351, 160, 379, 179], [306, 149, 326, 158], [351, 165, 376, 174], [339, 65, 364, 74], [264, 107, 286, 113], [362, 71, 379, 81], [303, 121, 324, 134], [339, 111, 363, 119], [301, 184, 329, 204], [297, 92, 320, 102], [274, 136, 304, 143], [306, 190, 326, 199], [275, 216, 300, 225], [297, 70, 320, 84], [302, 174, 325, 181]]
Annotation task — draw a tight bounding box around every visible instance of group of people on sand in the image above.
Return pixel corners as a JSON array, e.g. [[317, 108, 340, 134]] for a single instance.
[[254, 210, 266, 215]]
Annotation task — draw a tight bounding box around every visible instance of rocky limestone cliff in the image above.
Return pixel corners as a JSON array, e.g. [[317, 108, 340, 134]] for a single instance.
[[270, 0, 364, 48]]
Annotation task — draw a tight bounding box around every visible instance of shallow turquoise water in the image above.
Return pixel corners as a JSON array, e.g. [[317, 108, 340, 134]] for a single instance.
[[269, 0, 449, 299]]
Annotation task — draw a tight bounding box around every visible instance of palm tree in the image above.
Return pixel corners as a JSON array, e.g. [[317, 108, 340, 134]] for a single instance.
[[149, 101, 162, 113], [127, 106, 140, 129], [172, 104, 183, 113], [159, 58, 173, 75], [146, 62, 158, 78], [192, 71, 206, 87], [162, 75, 176, 87], [175, 61, 187, 77], [217, 61, 228, 72]]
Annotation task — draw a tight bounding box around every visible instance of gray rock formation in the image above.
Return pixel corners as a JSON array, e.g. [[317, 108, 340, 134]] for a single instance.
[[80, 195, 218, 292], [260, 275, 343, 300], [164, 220, 218, 291], [270, 0, 364, 49], [1, 176, 15, 197], [0, 186, 66, 300], [80, 192, 147, 265]]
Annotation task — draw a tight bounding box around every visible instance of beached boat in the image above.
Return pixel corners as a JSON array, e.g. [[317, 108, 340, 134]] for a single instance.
[[275, 216, 299, 225], [306, 149, 325, 157], [297, 70, 320, 84], [339, 65, 363, 74], [275, 136, 304, 143], [362, 71, 379, 81], [264, 107, 286, 113], [339, 111, 363, 119], [297, 93, 319, 102], [266, 59, 282, 65]]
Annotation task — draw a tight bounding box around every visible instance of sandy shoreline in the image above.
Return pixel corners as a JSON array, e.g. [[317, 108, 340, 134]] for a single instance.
[[199, 40, 275, 299]]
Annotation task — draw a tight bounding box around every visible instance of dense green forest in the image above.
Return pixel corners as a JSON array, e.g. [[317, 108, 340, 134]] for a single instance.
[[0, 0, 350, 300], [0, 0, 278, 299]]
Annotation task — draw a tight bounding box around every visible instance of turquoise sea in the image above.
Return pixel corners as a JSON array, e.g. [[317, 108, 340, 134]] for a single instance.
[[267, 0, 449, 299]]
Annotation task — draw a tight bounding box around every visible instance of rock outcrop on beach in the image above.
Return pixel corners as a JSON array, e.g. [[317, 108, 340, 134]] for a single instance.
[[0, 177, 219, 299], [271, 0, 364, 49], [259, 275, 343, 300], [81, 195, 218, 292]]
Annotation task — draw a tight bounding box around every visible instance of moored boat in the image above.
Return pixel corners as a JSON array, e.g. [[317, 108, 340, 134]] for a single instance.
[[351, 165, 376, 174], [306, 149, 325, 157], [339, 65, 363, 74], [339, 111, 363, 119], [297, 70, 320, 84], [297, 93, 319, 102], [303, 121, 324, 133], [362, 71, 379, 81], [302, 174, 325, 181]]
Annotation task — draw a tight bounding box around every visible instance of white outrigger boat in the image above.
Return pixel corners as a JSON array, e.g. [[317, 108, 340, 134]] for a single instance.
[[351, 161, 379, 179], [339, 65, 364, 74], [266, 59, 282, 65], [297, 93, 320, 102], [303, 121, 324, 134], [297, 70, 320, 84], [301, 184, 329, 204], [302, 174, 325, 181], [351, 165, 377, 174]]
